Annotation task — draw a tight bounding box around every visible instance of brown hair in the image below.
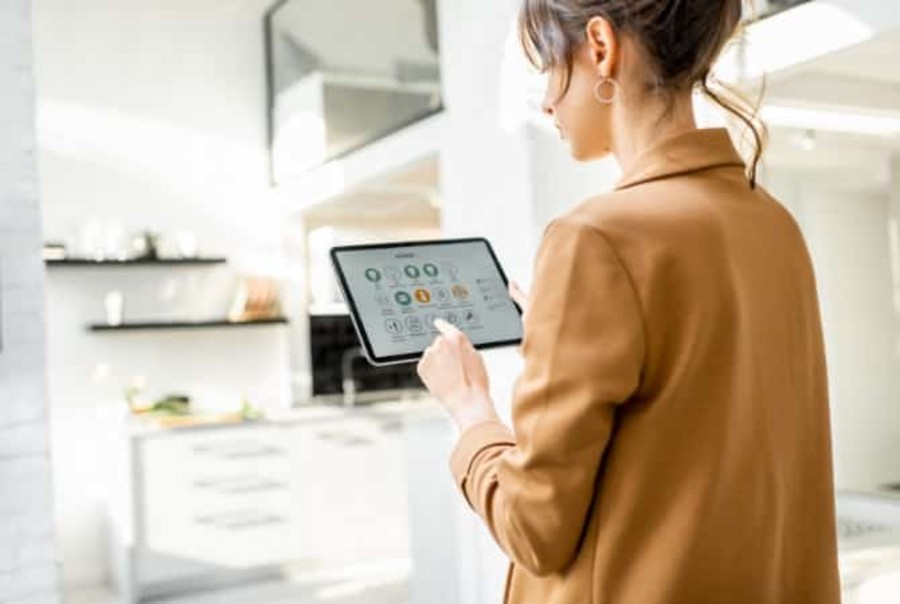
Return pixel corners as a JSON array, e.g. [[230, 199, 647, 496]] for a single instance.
[[518, 0, 767, 188]]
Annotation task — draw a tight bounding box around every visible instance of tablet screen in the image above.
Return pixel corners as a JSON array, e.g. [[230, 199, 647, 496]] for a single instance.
[[331, 238, 523, 364]]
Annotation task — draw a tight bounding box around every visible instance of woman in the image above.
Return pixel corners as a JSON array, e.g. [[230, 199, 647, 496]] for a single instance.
[[416, 1, 842, 602]]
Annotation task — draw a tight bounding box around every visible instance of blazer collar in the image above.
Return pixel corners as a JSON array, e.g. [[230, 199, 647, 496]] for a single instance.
[[613, 127, 746, 191]]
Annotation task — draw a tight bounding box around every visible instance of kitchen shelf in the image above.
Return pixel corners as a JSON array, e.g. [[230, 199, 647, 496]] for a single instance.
[[88, 317, 288, 332], [46, 257, 227, 267]]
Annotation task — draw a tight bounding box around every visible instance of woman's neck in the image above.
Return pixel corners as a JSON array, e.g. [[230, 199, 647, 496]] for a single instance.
[[611, 94, 699, 174]]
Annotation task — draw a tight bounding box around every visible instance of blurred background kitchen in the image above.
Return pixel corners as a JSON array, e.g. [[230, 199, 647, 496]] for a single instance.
[[2, 0, 900, 603]]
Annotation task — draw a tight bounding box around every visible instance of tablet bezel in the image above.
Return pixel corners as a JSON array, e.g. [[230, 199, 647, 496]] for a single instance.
[[330, 237, 523, 366]]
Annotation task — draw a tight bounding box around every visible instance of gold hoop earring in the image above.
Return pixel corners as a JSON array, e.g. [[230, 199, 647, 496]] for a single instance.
[[593, 76, 619, 104]]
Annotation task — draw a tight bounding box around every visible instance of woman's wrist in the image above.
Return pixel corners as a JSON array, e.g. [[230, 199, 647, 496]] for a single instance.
[[452, 393, 502, 434]]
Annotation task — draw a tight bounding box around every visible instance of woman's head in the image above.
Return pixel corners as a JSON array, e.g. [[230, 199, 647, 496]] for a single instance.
[[518, 0, 764, 186]]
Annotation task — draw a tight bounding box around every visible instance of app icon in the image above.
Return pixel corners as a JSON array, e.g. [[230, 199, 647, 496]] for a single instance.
[[476, 277, 503, 295], [405, 316, 424, 333], [445, 311, 460, 326], [404, 265, 421, 279], [423, 313, 440, 330], [423, 263, 439, 277], [440, 261, 459, 278], [463, 310, 480, 325], [375, 293, 392, 307], [384, 266, 401, 281], [414, 288, 431, 303], [394, 291, 412, 306], [365, 268, 382, 282], [433, 287, 450, 303], [384, 318, 403, 334], [451, 284, 469, 300]]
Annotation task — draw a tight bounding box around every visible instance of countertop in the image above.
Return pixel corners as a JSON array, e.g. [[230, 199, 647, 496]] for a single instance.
[[121, 391, 446, 437]]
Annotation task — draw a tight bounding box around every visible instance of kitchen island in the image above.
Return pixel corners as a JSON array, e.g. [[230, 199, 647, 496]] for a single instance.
[[102, 393, 459, 604]]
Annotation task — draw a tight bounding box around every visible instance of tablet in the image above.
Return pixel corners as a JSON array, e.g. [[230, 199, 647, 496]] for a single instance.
[[330, 238, 523, 366]]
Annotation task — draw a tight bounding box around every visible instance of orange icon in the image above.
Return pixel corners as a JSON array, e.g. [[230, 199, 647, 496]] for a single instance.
[[414, 288, 431, 303], [451, 284, 469, 300]]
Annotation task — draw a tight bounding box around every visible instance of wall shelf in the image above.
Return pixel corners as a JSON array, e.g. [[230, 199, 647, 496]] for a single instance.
[[46, 257, 227, 267], [88, 318, 288, 332]]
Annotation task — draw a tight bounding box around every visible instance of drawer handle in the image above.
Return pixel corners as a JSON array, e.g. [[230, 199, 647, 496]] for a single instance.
[[191, 442, 286, 459], [314, 430, 374, 447], [193, 475, 287, 494], [194, 510, 288, 531]]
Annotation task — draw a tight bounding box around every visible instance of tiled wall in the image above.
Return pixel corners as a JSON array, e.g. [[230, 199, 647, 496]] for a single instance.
[[0, 1, 62, 603]]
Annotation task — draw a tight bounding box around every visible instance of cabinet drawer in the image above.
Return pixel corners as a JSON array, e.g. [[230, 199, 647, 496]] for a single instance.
[[140, 427, 292, 503], [144, 504, 302, 568], [138, 425, 303, 567], [140, 425, 293, 478]]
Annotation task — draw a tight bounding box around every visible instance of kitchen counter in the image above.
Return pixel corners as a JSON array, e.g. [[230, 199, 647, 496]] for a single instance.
[[122, 391, 445, 437], [105, 390, 450, 604]]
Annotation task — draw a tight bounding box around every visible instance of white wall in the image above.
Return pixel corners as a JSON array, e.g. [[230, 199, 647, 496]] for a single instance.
[[31, 0, 294, 590], [0, 1, 62, 603], [527, 126, 622, 243], [768, 168, 900, 493], [434, 0, 532, 600], [435, 1, 621, 602]]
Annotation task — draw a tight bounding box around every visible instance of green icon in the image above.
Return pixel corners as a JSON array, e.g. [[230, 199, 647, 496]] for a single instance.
[[423, 263, 439, 277], [404, 265, 420, 279], [394, 291, 412, 306], [364, 268, 382, 282]]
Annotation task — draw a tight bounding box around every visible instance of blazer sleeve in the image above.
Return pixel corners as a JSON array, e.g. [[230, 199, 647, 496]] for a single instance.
[[449, 217, 645, 576]]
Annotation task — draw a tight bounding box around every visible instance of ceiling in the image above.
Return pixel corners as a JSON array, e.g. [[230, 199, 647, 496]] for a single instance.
[[807, 28, 900, 86], [761, 26, 900, 190]]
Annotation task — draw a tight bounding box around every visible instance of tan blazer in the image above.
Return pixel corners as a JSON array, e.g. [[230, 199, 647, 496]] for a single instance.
[[450, 128, 841, 604]]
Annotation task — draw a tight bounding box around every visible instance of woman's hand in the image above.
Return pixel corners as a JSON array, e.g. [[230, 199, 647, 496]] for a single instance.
[[508, 280, 529, 318], [417, 318, 500, 433]]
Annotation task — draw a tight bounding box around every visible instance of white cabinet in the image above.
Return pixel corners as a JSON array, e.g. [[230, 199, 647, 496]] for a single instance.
[[289, 416, 410, 565], [106, 407, 423, 603], [139, 425, 302, 571]]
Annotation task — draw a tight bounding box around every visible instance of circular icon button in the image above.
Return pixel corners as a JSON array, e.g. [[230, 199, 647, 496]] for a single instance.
[[423, 263, 439, 278], [433, 287, 450, 303], [365, 268, 382, 282], [463, 309, 480, 325], [445, 311, 460, 326], [413, 288, 431, 303], [441, 261, 460, 278], [384, 318, 403, 334], [404, 265, 421, 279], [423, 313, 440, 330], [394, 291, 413, 306], [405, 316, 424, 333], [375, 293, 392, 307], [451, 284, 469, 300], [384, 266, 401, 281]]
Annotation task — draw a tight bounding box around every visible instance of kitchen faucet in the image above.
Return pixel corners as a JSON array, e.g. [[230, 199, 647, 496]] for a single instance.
[[341, 346, 364, 407]]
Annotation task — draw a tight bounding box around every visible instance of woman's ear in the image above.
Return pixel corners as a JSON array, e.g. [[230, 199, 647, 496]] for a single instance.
[[584, 16, 619, 78]]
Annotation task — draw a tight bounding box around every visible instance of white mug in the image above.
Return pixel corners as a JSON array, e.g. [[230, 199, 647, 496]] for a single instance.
[[104, 291, 124, 326]]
